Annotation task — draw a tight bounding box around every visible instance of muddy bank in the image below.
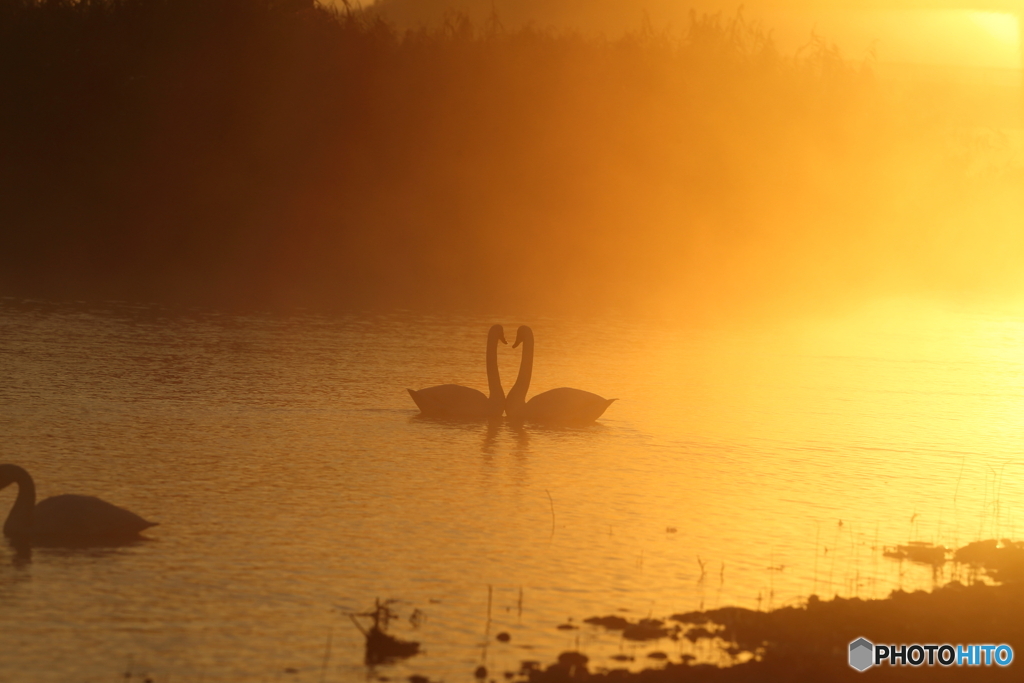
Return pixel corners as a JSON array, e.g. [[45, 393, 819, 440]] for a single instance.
[[524, 580, 1024, 682]]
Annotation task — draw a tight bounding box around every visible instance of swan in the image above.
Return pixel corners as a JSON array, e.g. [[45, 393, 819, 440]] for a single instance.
[[407, 324, 507, 419], [0, 464, 157, 546], [505, 325, 616, 426]]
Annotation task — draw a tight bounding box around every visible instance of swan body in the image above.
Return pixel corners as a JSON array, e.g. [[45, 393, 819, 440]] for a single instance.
[[506, 326, 616, 426], [0, 464, 157, 545], [518, 386, 617, 424], [407, 324, 507, 419], [406, 384, 498, 418]]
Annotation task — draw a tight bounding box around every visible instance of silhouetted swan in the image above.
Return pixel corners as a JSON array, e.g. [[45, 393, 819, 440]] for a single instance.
[[407, 324, 507, 419], [506, 326, 616, 425], [0, 464, 157, 546]]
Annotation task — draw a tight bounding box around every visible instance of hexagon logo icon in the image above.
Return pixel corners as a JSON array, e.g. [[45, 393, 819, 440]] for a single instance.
[[849, 638, 874, 671]]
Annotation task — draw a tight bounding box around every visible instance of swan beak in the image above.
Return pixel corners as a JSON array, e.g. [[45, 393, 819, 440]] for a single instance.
[[512, 325, 528, 348], [500, 333, 508, 345]]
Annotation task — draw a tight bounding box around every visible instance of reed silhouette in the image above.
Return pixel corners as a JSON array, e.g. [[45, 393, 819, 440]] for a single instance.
[[1, 1, 1017, 314], [349, 598, 421, 665]]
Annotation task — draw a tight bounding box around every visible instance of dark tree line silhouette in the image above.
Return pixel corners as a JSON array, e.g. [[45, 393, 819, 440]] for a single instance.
[[0, 1, 992, 314]]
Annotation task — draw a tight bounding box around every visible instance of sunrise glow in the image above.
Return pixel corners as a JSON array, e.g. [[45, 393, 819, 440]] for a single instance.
[[968, 11, 1020, 47], [6, 1, 1024, 682]]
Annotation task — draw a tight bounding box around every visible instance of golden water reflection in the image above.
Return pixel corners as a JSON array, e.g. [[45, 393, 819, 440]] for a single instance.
[[1, 298, 1024, 680]]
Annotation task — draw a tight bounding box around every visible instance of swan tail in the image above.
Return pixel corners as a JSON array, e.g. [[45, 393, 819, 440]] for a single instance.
[[589, 398, 617, 421], [406, 388, 425, 412]]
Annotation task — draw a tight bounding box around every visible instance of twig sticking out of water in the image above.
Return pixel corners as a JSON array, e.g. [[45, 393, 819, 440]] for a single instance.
[[545, 489, 556, 540], [812, 521, 820, 598], [827, 519, 843, 594], [480, 585, 494, 670], [320, 628, 332, 683], [953, 456, 965, 506], [716, 561, 725, 608], [993, 460, 1017, 540], [485, 584, 493, 640]]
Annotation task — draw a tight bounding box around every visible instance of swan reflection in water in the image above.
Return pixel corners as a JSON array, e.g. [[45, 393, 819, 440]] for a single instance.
[[505, 326, 616, 426], [0, 464, 157, 549], [407, 324, 507, 419]]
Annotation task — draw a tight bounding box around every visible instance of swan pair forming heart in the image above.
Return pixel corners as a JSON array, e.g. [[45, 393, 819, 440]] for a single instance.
[[407, 325, 617, 425], [1, 325, 613, 548]]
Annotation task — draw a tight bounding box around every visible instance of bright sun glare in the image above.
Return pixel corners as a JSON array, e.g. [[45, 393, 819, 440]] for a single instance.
[[861, 9, 1023, 69], [967, 11, 1021, 53]]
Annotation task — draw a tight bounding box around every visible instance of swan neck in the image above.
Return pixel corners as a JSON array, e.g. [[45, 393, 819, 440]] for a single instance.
[[486, 330, 504, 403], [507, 335, 533, 418], [2, 466, 35, 539]]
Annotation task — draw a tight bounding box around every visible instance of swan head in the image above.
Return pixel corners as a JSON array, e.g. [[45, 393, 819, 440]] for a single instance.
[[512, 325, 533, 349], [0, 464, 27, 490], [488, 324, 507, 345]]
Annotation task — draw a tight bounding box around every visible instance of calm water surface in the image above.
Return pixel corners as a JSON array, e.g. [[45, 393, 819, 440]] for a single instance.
[[2, 297, 1024, 682]]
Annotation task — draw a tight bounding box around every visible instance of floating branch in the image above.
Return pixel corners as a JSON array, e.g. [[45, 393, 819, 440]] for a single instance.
[[348, 598, 421, 665]]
